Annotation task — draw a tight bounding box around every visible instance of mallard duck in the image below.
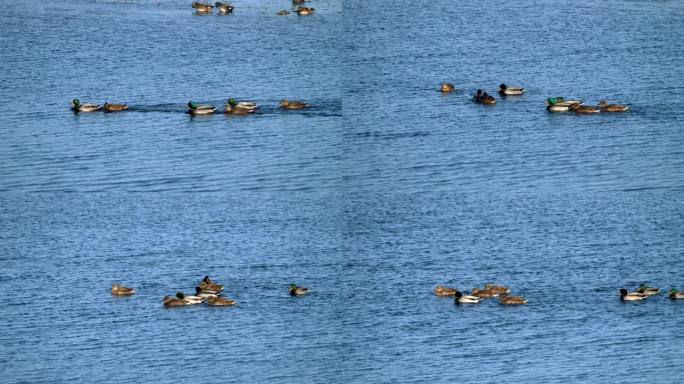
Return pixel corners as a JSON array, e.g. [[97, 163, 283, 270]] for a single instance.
[[440, 83, 455, 93], [484, 284, 510, 294], [619, 288, 646, 301], [547, 104, 570, 112], [70, 99, 101, 113], [598, 100, 629, 112], [280, 99, 308, 109], [162, 296, 190, 307], [296, 6, 315, 15], [570, 104, 600, 114], [434, 285, 457, 296], [198, 277, 223, 290], [207, 296, 236, 306], [277, 10, 290, 15], [499, 293, 528, 305], [187, 101, 215, 115], [215, 2, 233, 13], [175, 291, 205, 304], [545, 97, 582, 112], [224, 99, 256, 115], [103, 102, 128, 113], [668, 288, 684, 299], [454, 291, 483, 304], [198, 281, 223, 293], [498, 83, 525, 96], [192, 2, 213, 13], [471, 287, 499, 298], [473, 90, 496, 105], [111, 284, 135, 296], [195, 286, 220, 298], [289, 283, 309, 296], [636, 284, 660, 296]]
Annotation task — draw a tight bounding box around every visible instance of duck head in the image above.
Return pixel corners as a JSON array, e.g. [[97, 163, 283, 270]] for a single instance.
[[72, 98, 81, 107], [188, 101, 197, 110], [499, 83, 507, 90], [453, 291, 462, 304], [619, 288, 628, 297], [176, 291, 185, 299]]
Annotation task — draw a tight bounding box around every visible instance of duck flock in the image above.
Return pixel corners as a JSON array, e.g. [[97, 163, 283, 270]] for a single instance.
[[111, 276, 309, 308], [111, 278, 682, 308], [69, 98, 308, 115], [441, 82, 630, 113], [191, 1, 315, 16], [432, 283, 684, 305]]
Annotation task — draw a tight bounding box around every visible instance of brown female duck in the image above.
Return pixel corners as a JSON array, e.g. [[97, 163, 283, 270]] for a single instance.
[[499, 293, 528, 305], [440, 83, 455, 93], [104, 102, 128, 113], [434, 285, 457, 296], [111, 284, 135, 296], [192, 2, 213, 13], [280, 99, 308, 109], [598, 100, 629, 112]]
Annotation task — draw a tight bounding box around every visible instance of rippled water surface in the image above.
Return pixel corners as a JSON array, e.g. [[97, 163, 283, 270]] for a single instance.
[[1, 0, 684, 382]]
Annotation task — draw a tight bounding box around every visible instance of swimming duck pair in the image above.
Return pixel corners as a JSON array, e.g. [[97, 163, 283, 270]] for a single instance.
[[71, 99, 128, 113], [619, 284, 661, 301], [473, 89, 496, 105], [192, 2, 233, 13], [454, 291, 528, 305], [546, 97, 628, 113]]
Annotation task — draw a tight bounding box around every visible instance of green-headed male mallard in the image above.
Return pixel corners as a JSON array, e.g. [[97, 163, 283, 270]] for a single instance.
[[289, 283, 309, 296], [224, 98, 257, 115], [70, 99, 101, 113], [636, 284, 660, 296], [498, 83, 525, 96], [620, 288, 646, 301], [668, 288, 684, 299], [454, 291, 483, 304], [187, 101, 216, 115]]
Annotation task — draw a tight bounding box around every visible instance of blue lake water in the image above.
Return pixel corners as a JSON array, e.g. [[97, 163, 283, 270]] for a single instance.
[[1, 0, 684, 382]]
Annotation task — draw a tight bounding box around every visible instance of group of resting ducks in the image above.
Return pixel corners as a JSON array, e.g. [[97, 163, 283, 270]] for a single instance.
[[191, 1, 315, 16], [619, 285, 684, 301], [69, 98, 309, 115], [111, 276, 310, 308], [434, 283, 528, 305], [440, 82, 630, 113]]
